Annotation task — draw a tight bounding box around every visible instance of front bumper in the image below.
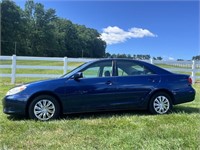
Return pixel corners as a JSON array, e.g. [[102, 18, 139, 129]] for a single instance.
[[2, 95, 27, 115]]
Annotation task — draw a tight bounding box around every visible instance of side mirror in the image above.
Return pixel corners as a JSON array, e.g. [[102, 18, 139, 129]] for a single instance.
[[73, 72, 83, 80]]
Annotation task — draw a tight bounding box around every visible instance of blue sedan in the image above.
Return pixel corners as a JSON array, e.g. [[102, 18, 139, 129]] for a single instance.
[[3, 59, 195, 121]]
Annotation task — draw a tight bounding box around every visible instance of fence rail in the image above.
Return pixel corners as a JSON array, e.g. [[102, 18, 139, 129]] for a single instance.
[[0, 55, 199, 84]]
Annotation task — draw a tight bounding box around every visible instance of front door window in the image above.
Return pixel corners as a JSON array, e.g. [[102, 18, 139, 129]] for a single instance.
[[82, 61, 113, 78]]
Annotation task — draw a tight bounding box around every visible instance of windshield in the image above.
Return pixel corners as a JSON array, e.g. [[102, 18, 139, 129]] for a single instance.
[[61, 62, 91, 78]]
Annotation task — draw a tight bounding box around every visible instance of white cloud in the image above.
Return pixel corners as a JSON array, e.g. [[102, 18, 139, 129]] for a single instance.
[[100, 26, 157, 45], [168, 57, 175, 60], [162, 56, 175, 61]]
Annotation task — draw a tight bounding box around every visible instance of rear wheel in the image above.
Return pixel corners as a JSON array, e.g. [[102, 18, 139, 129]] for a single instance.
[[149, 92, 172, 114], [29, 95, 60, 121]]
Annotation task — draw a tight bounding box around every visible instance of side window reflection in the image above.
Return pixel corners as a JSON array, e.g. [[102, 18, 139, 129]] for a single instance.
[[82, 61, 112, 78], [117, 61, 155, 76]]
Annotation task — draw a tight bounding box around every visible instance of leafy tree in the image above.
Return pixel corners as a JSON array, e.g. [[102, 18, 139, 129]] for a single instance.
[[76, 25, 106, 58], [153, 56, 163, 60], [30, 3, 57, 56], [177, 59, 184, 61], [192, 55, 200, 60], [1, 0, 106, 58], [157, 56, 163, 60], [133, 54, 137, 59], [105, 52, 111, 58], [1, 0, 24, 55]]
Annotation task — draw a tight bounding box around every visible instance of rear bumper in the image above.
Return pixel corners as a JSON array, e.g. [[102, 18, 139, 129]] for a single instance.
[[2, 95, 27, 115], [173, 87, 196, 105]]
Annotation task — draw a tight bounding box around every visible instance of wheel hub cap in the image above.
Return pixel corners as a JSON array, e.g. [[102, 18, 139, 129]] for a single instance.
[[153, 96, 170, 114], [34, 99, 55, 121]]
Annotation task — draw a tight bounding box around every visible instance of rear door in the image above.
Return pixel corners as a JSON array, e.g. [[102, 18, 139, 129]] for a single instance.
[[114, 60, 160, 108]]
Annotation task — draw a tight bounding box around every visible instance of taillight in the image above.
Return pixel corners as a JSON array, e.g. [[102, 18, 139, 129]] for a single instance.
[[188, 77, 192, 84]]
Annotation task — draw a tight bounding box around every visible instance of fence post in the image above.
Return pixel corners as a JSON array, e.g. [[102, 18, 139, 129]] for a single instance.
[[191, 60, 196, 84], [63, 57, 68, 74], [150, 58, 153, 64], [11, 55, 16, 84]]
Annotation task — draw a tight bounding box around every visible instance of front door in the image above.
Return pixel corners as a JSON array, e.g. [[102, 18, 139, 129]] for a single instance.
[[63, 60, 117, 113]]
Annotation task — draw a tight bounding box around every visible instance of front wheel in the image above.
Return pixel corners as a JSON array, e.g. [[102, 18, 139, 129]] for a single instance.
[[29, 95, 60, 121], [149, 92, 172, 114]]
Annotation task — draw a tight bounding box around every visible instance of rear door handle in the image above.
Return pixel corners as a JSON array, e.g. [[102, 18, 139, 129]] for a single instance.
[[106, 81, 112, 85], [148, 78, 155, 83]]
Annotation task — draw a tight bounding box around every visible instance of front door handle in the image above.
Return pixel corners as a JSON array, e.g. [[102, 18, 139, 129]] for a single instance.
[[106, 81, 112, 86]]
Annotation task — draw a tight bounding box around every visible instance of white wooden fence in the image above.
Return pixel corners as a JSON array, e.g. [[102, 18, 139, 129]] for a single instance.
[[0, 55, 199, 84], [0, 55, 95, 84]]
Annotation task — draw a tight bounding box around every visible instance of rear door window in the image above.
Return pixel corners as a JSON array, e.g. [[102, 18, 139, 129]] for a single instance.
[[117, 60, 155, 76]]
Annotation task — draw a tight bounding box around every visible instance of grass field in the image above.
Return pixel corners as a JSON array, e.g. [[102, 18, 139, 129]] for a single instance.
[[0, 60, 200, 149]]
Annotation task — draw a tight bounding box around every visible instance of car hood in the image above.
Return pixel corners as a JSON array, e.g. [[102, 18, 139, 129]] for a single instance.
[[25, 78, 67, 87]]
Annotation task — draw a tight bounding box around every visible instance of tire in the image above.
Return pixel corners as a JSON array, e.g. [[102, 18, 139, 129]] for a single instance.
[[29, 95, 60, 121], [149, 92, 172, 114]]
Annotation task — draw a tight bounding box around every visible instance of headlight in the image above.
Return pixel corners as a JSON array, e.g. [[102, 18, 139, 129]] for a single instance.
[[6, 85, 27, 96]]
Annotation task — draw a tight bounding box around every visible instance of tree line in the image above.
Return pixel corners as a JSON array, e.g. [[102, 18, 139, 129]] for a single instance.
[[105, 53, 163, 60], [105, 53, 200, 61], [1, 0, 106, 58]]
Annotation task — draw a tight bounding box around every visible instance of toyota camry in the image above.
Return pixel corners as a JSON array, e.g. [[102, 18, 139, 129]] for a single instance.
[[3, 59, 195, 121]]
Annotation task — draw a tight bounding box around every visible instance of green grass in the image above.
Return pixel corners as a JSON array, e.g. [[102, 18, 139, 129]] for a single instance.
[[0, 60, 200, 149]]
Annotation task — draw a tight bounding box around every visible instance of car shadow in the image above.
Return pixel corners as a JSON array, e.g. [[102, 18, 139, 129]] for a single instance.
[[7, 115, 28, 121], [61, 110, 149, 120], [6, 106, 200, 121], [62, 106, 200, 120], [6, 110, 149, 121], [172, 106, 200, 114]]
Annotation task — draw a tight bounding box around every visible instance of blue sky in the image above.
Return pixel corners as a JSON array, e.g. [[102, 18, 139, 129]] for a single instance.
[[15, 0, 199, 60]]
